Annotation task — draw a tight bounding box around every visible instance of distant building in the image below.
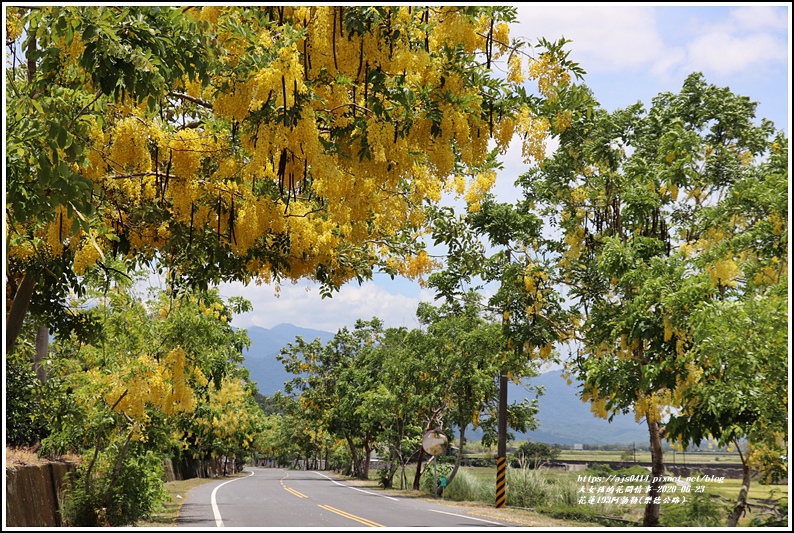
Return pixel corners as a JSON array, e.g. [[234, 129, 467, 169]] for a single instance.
[[573, 443, 583, 450]]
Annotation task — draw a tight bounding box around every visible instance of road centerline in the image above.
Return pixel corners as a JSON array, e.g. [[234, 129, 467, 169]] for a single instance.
[[310, 471, 400, 501]]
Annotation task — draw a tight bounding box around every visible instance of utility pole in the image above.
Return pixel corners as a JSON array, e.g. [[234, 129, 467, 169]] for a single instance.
[[496, 370, 507, 508], [495, 249, 511, 509]]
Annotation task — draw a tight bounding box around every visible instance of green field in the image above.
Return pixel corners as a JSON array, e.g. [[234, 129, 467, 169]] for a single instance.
[[553, 449, 743, 465]]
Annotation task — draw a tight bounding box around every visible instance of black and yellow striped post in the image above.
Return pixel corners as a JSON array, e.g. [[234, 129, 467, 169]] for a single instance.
[[495, 455, 507, 508]]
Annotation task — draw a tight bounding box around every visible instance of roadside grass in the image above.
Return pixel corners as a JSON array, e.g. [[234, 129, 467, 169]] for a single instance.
[[367, 462, 788, 528], [133, 477, 218, 527], [695, 478, 789, 527], [5, 445, 81, 468], [348, 467, 606, 527]]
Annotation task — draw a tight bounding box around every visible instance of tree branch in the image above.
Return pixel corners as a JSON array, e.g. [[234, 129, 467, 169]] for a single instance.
[[169, 91, 214, 110], [6, 270, 37, 354], [67, 89, 103, 131]]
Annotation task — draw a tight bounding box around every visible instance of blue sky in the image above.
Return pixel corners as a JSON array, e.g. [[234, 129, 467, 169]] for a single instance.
[[212, 4, 791, 334]]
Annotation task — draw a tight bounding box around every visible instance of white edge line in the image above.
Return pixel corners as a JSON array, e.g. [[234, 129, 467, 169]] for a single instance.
[[211, 470, 254, 526], [347, 485, 400, 501], [311, 471, 400, 501], [428, 509, 505, 525]]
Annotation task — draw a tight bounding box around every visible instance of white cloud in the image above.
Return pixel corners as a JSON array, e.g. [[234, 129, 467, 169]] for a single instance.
[[513, 5, 788, 84], [677, 6, 789, 79], [218, 278, 433, 333], [728, 6, 790, 32], [685, 31, 787, 77], [514, 5, 664, 73]]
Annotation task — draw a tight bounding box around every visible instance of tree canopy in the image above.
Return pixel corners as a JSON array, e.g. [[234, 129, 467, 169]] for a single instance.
[[6, 5, 580, 349], [519, 72, 787, 526]]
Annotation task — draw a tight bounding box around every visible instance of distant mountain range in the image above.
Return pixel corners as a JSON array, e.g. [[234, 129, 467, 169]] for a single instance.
[[239, 323, 648, 446], [240, 323, 336, 394]]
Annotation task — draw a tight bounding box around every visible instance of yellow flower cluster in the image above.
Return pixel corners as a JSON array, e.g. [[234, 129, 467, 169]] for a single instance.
[[516, 105, 550, 165], [17, 6, 559, 290], [103, 348, 196, 425], [161, 347, 197, 414], [200, 300, 228, 322], [463, 170, 497, 208], [706, 258, 741, 288], [43, 205, 74, 256], [507, 54, 524, 84], [747, 440, 788, 484], [108, 117, 152, 173], [213, 80, 254, 123], [563, 226, 586, 261], [673, 362, 703, 406], [72, 234, 104, 275], [197, 5, 222, 26], [431, 8, 490, 55], [492, 21, 510, 56], [196, 376, 252, 442], [753, 258, 782, 287], [634, 389, 673, 424], [57, 34, 86, 67], [170, 129, 203, 179], [5, 7, 23, 41], [582, 386, 610, 419], [528, 53, 571, 98], [552, 109, 573, 133], [397, 250, 437, 280]]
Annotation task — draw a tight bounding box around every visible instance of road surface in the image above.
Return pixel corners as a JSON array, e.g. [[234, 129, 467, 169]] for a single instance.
[[176, 467, 516, 528]]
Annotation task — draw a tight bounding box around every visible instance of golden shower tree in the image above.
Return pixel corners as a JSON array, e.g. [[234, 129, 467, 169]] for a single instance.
[[6, 6, 580, 348]]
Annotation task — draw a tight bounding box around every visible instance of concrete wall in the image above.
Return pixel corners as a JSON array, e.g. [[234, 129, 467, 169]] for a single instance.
[[5, 461, 76, 527]]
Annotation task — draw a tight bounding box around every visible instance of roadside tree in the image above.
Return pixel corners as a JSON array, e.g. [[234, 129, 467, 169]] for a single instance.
[[6, 5, 580, 353], [519, 72, 784, 526]]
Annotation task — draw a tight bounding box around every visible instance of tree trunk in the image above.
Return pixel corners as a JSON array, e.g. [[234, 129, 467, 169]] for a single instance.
[[643, 418, 665, 527], [414, 411, 442, 490], [382, 445, 399, 489], [6, 270, 36, 354], [346, 435, 361, 478], [362, 440, 372, 479], [726, 444, 752, 527], [412, 447, 425, 490], [447, 424, 466, 486], [34, 325, 48, 383]]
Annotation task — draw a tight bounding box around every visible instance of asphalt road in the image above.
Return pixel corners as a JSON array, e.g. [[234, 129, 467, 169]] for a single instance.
[[176, 467, 515, 528]]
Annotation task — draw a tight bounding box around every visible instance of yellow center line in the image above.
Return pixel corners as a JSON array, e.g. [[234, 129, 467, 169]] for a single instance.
[[280, 476, 308, 499], [281, 484, 308, 498], [318, 504, 384, 527]]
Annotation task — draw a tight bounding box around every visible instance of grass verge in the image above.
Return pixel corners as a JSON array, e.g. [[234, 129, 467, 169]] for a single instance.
[[133, 477, 218, 527]]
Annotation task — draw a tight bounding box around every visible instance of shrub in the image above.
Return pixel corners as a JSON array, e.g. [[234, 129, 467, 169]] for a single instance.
[[328, 445, 352, 475], [419, 461, 454, 496], [5, 349, 48, 446], [61, 447, 168, 526]]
